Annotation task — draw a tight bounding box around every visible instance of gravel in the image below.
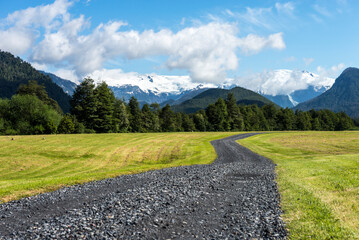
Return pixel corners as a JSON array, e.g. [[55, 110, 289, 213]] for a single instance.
[[0, 133, 287, 239]]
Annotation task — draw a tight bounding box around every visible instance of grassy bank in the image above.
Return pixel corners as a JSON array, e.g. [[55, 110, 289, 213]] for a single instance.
[[0, 132, 239, 202], [239, 132, 359, 239]]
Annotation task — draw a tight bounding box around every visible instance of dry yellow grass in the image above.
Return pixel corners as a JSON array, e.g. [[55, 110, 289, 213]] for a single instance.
[[0, 132, 239, 202]]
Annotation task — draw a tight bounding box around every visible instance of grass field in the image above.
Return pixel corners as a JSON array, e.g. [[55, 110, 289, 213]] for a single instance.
[[0, 132, 239, 203], [239, 132, 359, 240]]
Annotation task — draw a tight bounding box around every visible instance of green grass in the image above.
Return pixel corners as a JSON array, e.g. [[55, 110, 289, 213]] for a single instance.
[[0, 132, 240, 202], [238, 132, 359, 240]]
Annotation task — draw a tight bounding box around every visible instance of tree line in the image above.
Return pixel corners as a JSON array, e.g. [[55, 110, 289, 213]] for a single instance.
[[0, 78, 354, 135]]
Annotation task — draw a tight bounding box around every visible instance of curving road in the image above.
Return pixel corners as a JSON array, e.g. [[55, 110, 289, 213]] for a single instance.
[[0, 133, 287, 239]]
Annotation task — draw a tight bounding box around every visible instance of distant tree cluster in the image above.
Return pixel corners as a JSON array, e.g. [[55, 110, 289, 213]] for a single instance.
[[0, 78, 354, 135], [64, 79, 354, 133]]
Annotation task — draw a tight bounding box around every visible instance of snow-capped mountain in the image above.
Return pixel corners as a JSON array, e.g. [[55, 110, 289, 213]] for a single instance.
[[236, 69, 335, 108], [294, 67, 359, 118], [44, 68, 335, 109], [89, 70, 216, 104]]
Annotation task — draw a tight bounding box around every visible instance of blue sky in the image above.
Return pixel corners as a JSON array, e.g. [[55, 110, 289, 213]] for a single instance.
[[0, 0, 358, 85]]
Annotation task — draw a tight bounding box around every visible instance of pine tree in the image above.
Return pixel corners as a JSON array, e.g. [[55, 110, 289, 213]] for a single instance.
[[182, 113, 196, 132], [141, 104, 160, 132], [94, 82, 115, 133], [206, 98, 230, 131], [193, 112, 207, 131], [70, 78, 98, 130], [295, 110, 312, 130], [128, 96, 142, 132], [174, 112, 184, 132], [312, 117, 322, 130], [160, 104, 176, 132], [225, 93, 243, 131], [150, 103, 160, 113], [335, 112, 353, 130], [113, 99, 129, 132], [261, 104, 277, 130]]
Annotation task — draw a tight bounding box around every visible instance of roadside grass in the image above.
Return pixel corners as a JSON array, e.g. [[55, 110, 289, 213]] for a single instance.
[[0, 132, 239, 203], [238, 132, 359, 239]]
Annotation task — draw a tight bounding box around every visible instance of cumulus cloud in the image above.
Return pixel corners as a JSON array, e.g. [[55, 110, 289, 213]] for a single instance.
[[316, 63, 345, 78], [6, 0, 72, 29], [0, 0, 72, 55], [54, 69, 80, 84], [1, 0, 286, 84], [233, 69, 334, 96], [238, 32, 285, 55], [29, 16, 285, 83], [0, 28, 35, 55]]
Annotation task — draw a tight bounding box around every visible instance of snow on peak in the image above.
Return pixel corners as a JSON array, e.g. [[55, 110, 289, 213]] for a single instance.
[[88, 69, 216, 94], [234, 69, 335, 96], [287, 94, 299, 106]]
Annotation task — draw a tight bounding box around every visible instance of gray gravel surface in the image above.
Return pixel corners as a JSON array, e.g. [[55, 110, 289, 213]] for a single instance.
[[0, 133, 287, 239]]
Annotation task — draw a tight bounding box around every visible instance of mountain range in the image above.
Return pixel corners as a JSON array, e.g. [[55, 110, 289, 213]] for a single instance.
[[40, 71, 77, 96], [84, 70, 333, 109], [44, 67, 359, 118], [0, 51, 71, 112], [294, 67, 359, 118], [252, 70, 334, 108], [1, 50, 357, 118]]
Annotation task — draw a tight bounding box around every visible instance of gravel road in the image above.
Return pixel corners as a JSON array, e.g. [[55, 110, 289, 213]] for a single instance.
[[0, 133, 287, 239]]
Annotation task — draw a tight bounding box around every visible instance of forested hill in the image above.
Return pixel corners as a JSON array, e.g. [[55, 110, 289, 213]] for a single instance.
[[172, 87, 277, 113], [0, 50, 71, 112], [294, 67, 359, 118]]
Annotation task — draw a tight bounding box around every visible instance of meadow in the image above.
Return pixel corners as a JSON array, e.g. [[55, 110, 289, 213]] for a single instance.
[[2, 131, 358, 239], [239, 132, 359, 239], [0, 132, 238, 202]]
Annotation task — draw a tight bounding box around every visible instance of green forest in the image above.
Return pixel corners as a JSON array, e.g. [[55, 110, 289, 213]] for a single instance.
[[0, 78, 354, 135], [0, 50, 71, 112]]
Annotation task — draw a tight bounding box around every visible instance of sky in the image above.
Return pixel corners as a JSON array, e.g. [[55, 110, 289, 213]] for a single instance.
[[0, 0, 358, 92]]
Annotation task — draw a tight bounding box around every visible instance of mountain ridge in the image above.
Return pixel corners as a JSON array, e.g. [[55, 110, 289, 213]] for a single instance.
[[172, 86, 278, 113], [294, 67, 359, 118], [0, 50, 71, 112]]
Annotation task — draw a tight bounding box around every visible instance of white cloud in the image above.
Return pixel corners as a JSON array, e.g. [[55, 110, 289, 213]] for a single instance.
[[1, 0, 286, 84], [237, 6, 274, 30], [313, 4, 332, 17], [303, 57, 314, 66], [230, 2, 296, 32], [5, 0, 72, 29], [30, 62, 48, 71], [238, 32, 285, 55], [234, 69, 334, 96], [30, 18, 285, 83], [275, 2, 295, 15], [0, 0, 72, 55], [0, 28, 34, 55], [54, 69, 80, 84], [317, 63, 345, 78]]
